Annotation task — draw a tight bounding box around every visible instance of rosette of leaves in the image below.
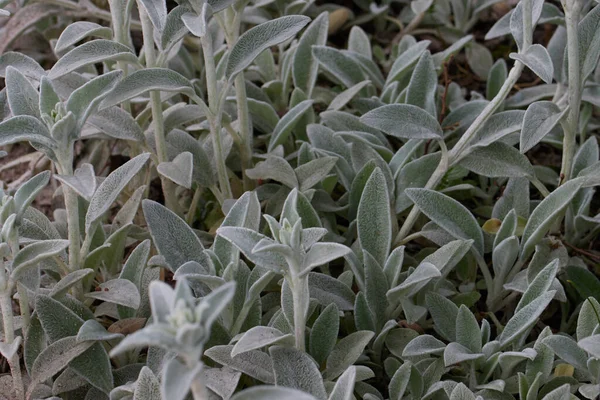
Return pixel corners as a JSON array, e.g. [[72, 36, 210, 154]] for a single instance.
[[110, 278, 236, 400], [217, 188, 352, 351]]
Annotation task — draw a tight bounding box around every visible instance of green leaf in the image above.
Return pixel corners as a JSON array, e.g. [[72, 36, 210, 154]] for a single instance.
[[5, 66, 40, 118], [101, 68, 195, 108], [270, 346, 327, 400], [66, 70, 123, 129], [143, 200, 208, 272], [55, 21, 113, 53], [205, 345, 274, 384], [520, 179, 583, 260], [246, 156, 298, 188], [231, 386, 317, 400], [406, 188, 484, 255], [11, 239, 69, 281], [460, 142, 534, 178], [88, 106, 145, 141], [402, 335, 446, 357], [327, 80, 371, 111], [309, 303, 339, 366], [354, 292, 376, 332], [35, 295, 113, 393], [324, 331, 374, 380], [213, 191, 261, 268], [55, 164, 96, 201], [360, 104, 443, 140], [295, 156, 338, 191], [50, 269, 94, 299], [388, 362, 412, 400], [364, 251, 389, 331], [520, 101, 567, 153], [357, 168, 391, 266], [138, 0, 167, 33], [157, 151, 193, 189], [268, 100, 314, 152], [0, 51, 45, 79], [86, 153, 150, 231], [510, 44, 554, 84], [406, 50, 437, 116], [487, 59, 508, 100], [134, 367, 161, 400], [48, 39, 137, 79], [577, 297, 600, 341], [578, 334, 600, 359], [456, 305, 482, 353], [426, 293, 459, 342], [515, 259, 559, 313], [309, 273, 355, 311], [543, 335, 588, 371], [566, 265, 600, 302], [387, 262, 440, 302], [386, 40, 431, 85], [85, 278, 140, 309], [0, 115, 55, 150], [539, 384, 571, 400], [577, 4, 600, 78], [449, 383, 476, 400], [302, 243, 351, 273], [328, 366, 356, 400], [499, 291, 556, 347], [162, 357, 201, 400], [76, 319, 123, 342], [293, 12, 328, 97], [14, 170, 51, 218], [348, 26, 371, 57], [167, 129, 215, 187], [30, 336, 94, 390], [227, 16, 310, 80], [231, 327, 293, 357], [395, 152, 441, 214], [312, 46, 366, 89], [217, 227, 287, 272]]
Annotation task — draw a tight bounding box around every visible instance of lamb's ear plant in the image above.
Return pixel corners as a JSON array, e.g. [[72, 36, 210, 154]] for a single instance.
[[0, 0, 599, 399]]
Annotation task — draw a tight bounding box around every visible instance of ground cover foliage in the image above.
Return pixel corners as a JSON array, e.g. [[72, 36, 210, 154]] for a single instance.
[[0, 0, 599, 399]]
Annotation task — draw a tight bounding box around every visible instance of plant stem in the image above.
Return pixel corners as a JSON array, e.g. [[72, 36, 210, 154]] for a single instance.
[[0, 278, 24, 400], [186, 187, 202, 226], [16, 283, 30, 334], [473, 250, 494, 302], [559, 0, 583, 184], [530, 176, 551, 197], [290, 275, 308, 352], [234, 73, 254, 191], [394, 19, 529, 245], [58, 158, 82, 274], [138, 4, 181, 212], [201, 35, 233, 200]]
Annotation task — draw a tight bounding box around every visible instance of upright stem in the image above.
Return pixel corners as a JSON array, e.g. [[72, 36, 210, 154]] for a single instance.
[[201, 35, 233, 199], [186, 187, 202, 226], [473, 250, 494, 304], [57, 155, 82, 274], [16, 283, 30, 334], [0, 272, 24, 400], [109, 0, 133, 113], [560, 0, 583, 184], [394, 27, 529, 244], [139, 4, 181, 211], [234, 73, 254, 191], [290, 274, 309, 352]]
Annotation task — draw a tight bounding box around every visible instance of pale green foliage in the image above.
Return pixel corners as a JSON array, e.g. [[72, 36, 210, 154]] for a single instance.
[[0, 1, 599, 400]]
